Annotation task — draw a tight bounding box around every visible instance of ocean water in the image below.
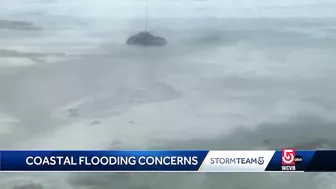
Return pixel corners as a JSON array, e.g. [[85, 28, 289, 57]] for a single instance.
[[1, 0, 336, 189]]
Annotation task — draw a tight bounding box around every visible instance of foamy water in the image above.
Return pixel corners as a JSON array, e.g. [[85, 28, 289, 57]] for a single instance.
[[1, 0, 336, 189]]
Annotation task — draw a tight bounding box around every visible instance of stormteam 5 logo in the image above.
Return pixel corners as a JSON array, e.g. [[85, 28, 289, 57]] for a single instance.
[[281, 148, 303, 171]]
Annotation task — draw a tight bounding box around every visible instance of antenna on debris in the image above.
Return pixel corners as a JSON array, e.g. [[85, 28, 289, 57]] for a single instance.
[[145, 0, 149, 31]]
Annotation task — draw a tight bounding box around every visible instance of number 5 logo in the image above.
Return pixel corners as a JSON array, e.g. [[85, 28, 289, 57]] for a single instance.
[[282, 148, 295, 165]]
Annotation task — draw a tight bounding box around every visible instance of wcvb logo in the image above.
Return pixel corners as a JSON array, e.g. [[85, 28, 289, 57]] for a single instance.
[[282, 148, 296, 165]]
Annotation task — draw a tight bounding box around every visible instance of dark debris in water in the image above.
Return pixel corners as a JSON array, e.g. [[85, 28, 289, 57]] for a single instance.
[[67, 108, 80, 117], [0, 20, 41, 30], [90, 120, 101, 126], [12, 183, 43, 189]]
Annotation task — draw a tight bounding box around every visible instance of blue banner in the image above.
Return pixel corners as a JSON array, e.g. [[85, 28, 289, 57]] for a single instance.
[[265, 150, 315, 171], [0, 150, 208, 171], [1, 150, 336, 172], [265, 150, 336, 172]]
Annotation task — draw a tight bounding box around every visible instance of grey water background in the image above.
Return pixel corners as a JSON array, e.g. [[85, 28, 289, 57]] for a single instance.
[[1, 0, 336, 188]]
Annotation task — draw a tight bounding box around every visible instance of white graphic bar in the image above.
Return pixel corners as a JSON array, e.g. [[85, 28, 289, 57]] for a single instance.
[[199, 150, 275, 172]]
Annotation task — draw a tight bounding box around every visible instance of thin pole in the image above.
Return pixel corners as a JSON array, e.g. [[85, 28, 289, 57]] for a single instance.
[[145, 0, 148, 31]]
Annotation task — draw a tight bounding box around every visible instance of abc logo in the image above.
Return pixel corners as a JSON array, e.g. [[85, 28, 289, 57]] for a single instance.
[[282, 149, 302, 165], [294, 156, 303, 164]]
